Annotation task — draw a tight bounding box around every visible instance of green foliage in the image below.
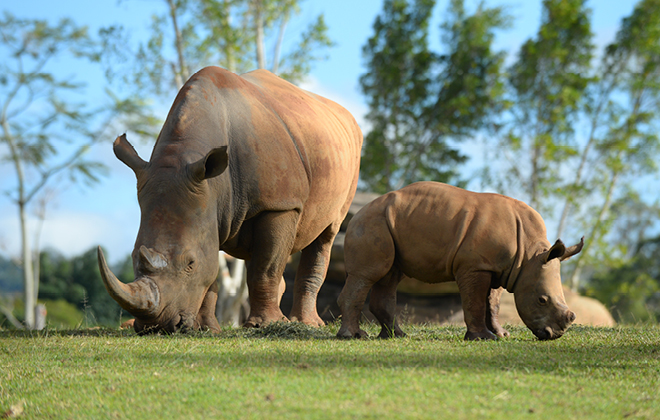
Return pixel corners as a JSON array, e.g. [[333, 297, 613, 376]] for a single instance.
[[359, 0, 510, 193], [585, 236, 660, 323], [558, 0, 660, 290], [1, 325, 659, 418], [39, 300, 85, 329], [0, 12, 108, 197], [277, 13, 335, 83], [0, 255, 22, 293], [38, 248, 126, 327], [500, 0, 593, 210], [5, 299, 85, 329], [120, 0, 334, 100], [0, 12, 143, 328]]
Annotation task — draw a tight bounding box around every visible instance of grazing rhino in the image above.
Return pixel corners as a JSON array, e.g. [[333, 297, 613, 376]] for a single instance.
[[98, 66, 362, 334], [337, 182, 583, 341]]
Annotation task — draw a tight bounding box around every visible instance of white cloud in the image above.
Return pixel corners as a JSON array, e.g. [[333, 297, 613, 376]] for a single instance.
[[0, 206, 139, 265]]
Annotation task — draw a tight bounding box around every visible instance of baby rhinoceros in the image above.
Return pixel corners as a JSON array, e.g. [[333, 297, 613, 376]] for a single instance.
[[337, 181, 583, 341]]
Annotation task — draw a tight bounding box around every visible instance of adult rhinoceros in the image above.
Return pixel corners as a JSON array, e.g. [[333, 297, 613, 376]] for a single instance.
[[337, 182, 583, 341], [98, 66, 362, 334]]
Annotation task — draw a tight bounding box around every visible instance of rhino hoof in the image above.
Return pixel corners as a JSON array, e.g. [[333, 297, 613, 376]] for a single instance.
[[378, 328, 406, 339], [336, 328, 368, 339], [464, 330, 498, 341]]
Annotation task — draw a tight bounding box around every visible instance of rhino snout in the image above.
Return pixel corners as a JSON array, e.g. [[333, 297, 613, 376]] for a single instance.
[[534, 310, 576, 340], [567, 310, 576, 324]]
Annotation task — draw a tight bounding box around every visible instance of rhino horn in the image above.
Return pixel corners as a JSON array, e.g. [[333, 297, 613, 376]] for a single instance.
[[97, 246, 160, 317], [560, 236, 584, 261]]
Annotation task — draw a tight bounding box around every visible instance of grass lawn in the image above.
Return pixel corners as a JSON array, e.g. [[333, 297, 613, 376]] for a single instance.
[[1, 322, 659, 419]]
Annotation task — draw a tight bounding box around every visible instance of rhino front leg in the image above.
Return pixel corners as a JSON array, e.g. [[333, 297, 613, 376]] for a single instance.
[[289, 223, 340, 326], [457, 271, 498, 341], [195, 281, 221, 333], [486, 287, 510, 338], [369, 268, 406, 338], [243, 211, 296, 328]]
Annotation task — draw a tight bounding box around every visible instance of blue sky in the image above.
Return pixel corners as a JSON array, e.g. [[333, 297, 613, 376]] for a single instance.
[[0, 0, 639, 264]]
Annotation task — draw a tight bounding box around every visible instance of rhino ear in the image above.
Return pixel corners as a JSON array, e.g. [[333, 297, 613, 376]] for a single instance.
[[560, 236, 584, 261], [189, 146, 228, 182], [545, 239, 566, 263], [114, 134, 147, 176]]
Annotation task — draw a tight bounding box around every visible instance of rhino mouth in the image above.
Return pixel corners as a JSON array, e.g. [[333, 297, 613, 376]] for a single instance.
[[534, 326, 564, 341], [134, 312, 197, 335]]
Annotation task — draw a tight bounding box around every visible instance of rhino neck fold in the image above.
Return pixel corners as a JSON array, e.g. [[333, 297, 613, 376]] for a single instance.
[[501, 218, 525, 294]]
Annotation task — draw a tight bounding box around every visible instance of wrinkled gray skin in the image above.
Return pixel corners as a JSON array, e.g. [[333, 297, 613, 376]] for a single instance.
[[98, 67, 362, 334], [337, 182, 583, 341]]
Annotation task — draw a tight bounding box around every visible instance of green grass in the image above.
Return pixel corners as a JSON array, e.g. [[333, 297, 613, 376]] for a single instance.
[[1, 323, 659, 419]]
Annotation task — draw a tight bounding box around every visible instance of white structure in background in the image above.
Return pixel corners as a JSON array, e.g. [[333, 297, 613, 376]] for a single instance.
[[34, 303, 46, 330], [215, 253, 249, 327]]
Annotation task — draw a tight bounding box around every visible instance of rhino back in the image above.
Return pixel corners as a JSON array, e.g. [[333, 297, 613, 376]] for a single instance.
[[148, 66, 362, 254], [381, 182, 548, 284]]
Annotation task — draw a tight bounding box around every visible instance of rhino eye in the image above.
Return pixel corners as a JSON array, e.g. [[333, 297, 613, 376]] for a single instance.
[[185, 259, 195, 273], [538, 296, 549, 305]]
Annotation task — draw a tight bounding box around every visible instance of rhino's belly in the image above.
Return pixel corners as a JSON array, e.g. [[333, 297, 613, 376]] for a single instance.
[[398, 259, 455, 284]]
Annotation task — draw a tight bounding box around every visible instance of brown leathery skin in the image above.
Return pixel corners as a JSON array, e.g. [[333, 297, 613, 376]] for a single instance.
[[337, 181, 581, 341], [100, 67, 362, 333]]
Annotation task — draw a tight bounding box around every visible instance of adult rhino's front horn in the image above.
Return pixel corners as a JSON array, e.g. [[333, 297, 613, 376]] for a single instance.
[[97, 246, 160, 318]]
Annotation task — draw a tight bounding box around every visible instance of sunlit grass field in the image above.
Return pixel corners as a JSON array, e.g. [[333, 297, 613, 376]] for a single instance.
[[1, 323, 659, 419]]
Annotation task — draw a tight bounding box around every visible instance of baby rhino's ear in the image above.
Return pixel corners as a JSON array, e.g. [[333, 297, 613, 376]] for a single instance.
[[559, 237, 584, 261], [544, 237, 585, 263], [544, 239, 566, 263]]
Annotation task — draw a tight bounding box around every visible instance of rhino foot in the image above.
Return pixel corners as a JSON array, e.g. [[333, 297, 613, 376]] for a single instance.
[[378, 327, 406, 339], [289, 314, 325, 327], [494, 328, 510, 338], [243, 313, 289, 328], [336, 327, 368, 339], [464, 329, 498, 341]]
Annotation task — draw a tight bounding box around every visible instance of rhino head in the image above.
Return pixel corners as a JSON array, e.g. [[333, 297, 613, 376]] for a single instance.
[[513, 237, 584, 340], [98, 134, 228, 334]]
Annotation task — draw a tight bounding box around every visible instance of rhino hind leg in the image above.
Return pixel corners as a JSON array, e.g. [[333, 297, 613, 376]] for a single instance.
[[243, 210, 297, 328], [289, 222, 341, 327], [336, 274, 371, 339], [486, 287, 510, 338], [458, 271, 498, 341], [369, 267, 406, 339]]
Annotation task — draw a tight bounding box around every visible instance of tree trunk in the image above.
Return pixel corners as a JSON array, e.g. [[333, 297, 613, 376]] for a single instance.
[[167, 0, 189, 87], [19, 201, 35, 329], [2, 118, 35, 329], [253, 0, 266, 69], [272, 11, 289, 74], [221, 0, 236, 73], [555, 131, 595, 239], [567, 167, 620, 291]]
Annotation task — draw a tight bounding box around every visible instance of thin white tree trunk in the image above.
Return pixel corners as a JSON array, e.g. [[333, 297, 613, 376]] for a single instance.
[[556, 134, 595, 239], [167, 0, 189, 87], [19, 201, 35, 329], [221, 0, 236, 73], [567, 167, 620, 291], [272, 11, 289, 74], [253, 0, 266, 69], [2, 118, 35, 329]]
